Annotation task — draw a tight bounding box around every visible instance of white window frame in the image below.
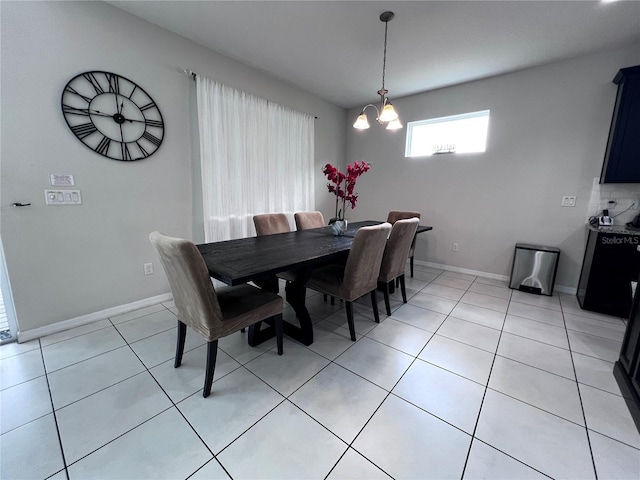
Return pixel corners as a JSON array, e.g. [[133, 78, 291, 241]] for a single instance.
[[405, 109, 490, 158]]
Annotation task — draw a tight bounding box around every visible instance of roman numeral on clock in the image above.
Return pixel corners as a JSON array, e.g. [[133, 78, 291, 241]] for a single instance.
[[139, 102, 156, 112], [64, 86, 92, 103], [107, 74, 120, 94], [71, 123, 97, 139], [83, 72, 104, 94], [121, 143, 132, 161], [136, 142, 150, 158], [62, 104, 91, 116], [142, 131, 162, 147], [144, 119, 163, 128], [95, 136, 111, 156]]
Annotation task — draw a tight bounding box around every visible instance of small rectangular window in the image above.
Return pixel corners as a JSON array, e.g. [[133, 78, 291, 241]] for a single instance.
[[405, 110, 490, 157]]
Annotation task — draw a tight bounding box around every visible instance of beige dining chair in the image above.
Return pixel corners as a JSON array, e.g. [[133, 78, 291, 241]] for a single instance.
[[378, 217, 420, 316], [252, 213, 296, 291], [253, 213, 291, 236], [306, 223, 392, 340], [387, 210, 421, 277], [149, 231, 284, 398], [294, 211, 336, 304], [294, 211, 325, 230]]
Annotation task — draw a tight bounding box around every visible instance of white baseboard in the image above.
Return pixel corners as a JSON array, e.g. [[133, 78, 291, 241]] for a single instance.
[[17, 293, 173, 343], [415, 260, 577, 296]]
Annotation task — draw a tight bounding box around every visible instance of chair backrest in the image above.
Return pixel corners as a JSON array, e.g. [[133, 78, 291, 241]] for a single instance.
[[294, 211, 325, 230], [387, 210, 421, 255], [342, 223, 392, 299], [253, 213, 290, 236], [379, 218, 420, 282], [387, 210, 421, 224], [149, 231, 222, 341]]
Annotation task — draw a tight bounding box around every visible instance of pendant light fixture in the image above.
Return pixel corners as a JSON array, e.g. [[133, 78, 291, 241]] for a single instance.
[[353, 11, 402, 130]]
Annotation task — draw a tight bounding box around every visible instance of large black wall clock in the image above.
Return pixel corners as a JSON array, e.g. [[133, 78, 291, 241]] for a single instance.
[[61, 71, 164, 161]]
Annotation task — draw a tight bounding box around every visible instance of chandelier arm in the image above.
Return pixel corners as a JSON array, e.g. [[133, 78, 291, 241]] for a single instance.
[[360, 104, 379, 115]]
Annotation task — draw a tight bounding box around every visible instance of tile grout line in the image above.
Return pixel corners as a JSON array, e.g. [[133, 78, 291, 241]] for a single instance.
[[109, 316, 238, 479], [38, 338, 71, 480], [457, 277, 506, 478], [559, 294, 600, 480], [457, 283, 555, 478]]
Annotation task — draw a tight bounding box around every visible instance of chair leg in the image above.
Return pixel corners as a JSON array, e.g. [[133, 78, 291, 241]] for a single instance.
[[345, 301, 356, 341], [274, 314, 284, 355], [383, 282, 392, 316], [410, 255, 415, 277], [371, 290, 381, 323], [399, 274, 408, 304], [174, 321, 187, 368], [241, 328, 246, 333], [203, 340, 218, 398], [323, 294, 328, 302]]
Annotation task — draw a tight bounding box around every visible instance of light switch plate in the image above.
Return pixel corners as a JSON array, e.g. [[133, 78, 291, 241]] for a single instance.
[[561, 196, 576, 207], [45, 190, 82, 205]]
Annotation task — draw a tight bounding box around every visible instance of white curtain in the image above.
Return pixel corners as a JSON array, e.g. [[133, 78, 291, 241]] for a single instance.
[[196, 75, 314, 242]]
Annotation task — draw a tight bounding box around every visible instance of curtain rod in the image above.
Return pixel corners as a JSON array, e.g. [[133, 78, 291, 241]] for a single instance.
[[181, 67, 317, 119], [182, 68, 197, 80]]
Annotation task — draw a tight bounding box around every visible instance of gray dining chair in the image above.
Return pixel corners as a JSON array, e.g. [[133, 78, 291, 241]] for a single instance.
[[306, 223, 392, 340], [149, 231, 284, 398], [378, 217, 420, 315], [294, 211, 325, 230], [387, 210, 422, 277]]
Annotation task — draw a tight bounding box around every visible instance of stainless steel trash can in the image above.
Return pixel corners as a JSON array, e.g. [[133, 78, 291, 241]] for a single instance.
[[509, 243, 560, 296]]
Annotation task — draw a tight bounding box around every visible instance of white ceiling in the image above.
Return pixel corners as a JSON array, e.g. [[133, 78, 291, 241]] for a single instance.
[[109, 1, 640, 109]]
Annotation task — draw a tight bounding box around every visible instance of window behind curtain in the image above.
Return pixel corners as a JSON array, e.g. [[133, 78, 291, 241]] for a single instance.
[[196, 76, 314, 242]]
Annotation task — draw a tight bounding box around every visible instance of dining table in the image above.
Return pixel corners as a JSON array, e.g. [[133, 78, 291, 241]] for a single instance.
[[197, 220, 432, 346]]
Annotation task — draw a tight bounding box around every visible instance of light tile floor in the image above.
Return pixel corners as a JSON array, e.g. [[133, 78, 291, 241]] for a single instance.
[[1, 265, 640, 479]]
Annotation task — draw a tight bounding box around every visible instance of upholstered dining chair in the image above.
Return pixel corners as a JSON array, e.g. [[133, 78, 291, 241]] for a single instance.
[[149, 231, 284, 398], [387, 210, 422, 277], [253, 213, 291, 236], [306, 223, 392, 340], [378, 218, 420, 316], [294, 211, 337, 304], [294, 211, 325, 230], [252, 212, 297, 293]]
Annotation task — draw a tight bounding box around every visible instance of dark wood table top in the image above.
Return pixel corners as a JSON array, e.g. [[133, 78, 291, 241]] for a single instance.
[[197, 220, 432, 286]]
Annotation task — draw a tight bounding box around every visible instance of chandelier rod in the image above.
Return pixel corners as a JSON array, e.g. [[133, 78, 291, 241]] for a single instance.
[[381, 18, 388, 92]]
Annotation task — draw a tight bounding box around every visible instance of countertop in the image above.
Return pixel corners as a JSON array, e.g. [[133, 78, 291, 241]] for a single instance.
[[588, 223, 640, 236]]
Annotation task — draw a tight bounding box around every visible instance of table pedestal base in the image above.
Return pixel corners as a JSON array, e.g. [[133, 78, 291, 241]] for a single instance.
[[248, 269, 314, 346]]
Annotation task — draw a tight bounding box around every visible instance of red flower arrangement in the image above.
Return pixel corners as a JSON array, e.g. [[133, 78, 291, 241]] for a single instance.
[[322, 160, 371, 221]]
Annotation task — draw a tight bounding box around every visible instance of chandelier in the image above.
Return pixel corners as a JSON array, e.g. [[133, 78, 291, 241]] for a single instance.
[[353, 11, 402, 130]]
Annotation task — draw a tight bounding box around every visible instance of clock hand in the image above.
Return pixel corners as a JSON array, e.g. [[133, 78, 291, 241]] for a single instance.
[[87, 109, 115, 118]]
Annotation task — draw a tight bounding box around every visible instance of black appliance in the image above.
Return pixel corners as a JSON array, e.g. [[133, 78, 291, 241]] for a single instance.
[[577, 228, 640, 318]]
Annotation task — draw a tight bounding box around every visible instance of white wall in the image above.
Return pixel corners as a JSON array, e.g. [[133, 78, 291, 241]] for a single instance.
[[346, 44, 640, 290], [0, 1, 346, 335]]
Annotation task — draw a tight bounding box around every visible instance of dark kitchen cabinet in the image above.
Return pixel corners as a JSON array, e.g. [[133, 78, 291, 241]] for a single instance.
[[614, 273, 640, 434], [601, 65, 640, 183], [577, 227, 640, 318]]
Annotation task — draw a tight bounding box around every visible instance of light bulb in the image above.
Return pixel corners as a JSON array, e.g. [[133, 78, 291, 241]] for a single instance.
[[353, 113, 370, 129], [378, 102, 398, 122], [386, 118, 403, 130]]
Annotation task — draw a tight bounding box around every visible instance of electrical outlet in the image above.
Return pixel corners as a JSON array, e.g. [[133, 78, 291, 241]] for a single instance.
[[144, 263, 154, 275], [452, 243, 459, 252], [561, 196, 576, 207]]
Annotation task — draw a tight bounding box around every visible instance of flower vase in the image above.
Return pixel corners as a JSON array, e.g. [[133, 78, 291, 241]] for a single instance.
[[331, 219, 348, 236]]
